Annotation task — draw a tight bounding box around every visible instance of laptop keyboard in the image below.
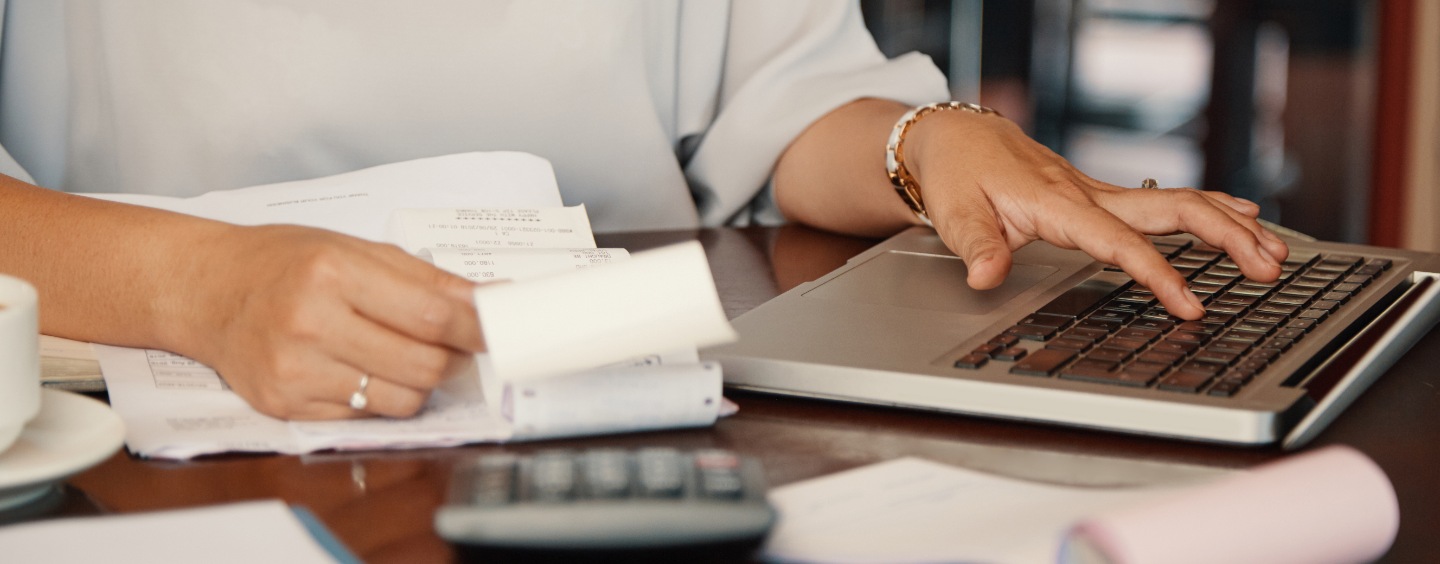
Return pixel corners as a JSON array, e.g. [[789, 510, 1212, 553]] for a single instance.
[[953, 238, 1393, 397]]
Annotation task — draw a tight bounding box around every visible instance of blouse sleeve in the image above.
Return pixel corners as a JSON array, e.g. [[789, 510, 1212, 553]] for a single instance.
[[683, 0, 950, 227]]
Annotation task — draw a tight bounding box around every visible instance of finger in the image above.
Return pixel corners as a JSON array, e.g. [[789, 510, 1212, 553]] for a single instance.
[[328, 313, 471, 391], [359, 241, 482, 305], [290, 367, 431, 420], [1097, 189, 1283, 282], [930, 188, 1013, 290], [1045, 207, 1206, 320], [335, 254, 485, 352], [1192, 191, 1289, 262]]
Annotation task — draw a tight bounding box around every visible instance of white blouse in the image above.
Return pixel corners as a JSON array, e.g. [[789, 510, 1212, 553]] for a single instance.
[[0, 0, 947, 231]]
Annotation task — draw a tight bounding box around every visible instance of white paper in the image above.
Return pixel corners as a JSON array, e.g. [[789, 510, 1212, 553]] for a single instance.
[[388, 206, 596, 254], [39, 335, 96, 361], [0, 500, 342, 564], [91, 153, 734, 459], [84, 152, 562, 242], [94, 345, 513, 459], [763, 457, 1169, 564], [475, 240, 738, 382], [507, 356, 723, 440], [423, 247, 629, 283]]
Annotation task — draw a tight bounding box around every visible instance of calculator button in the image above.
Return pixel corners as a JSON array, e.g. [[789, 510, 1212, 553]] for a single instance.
[[582, 449, 632, 498], [470, 455, 517, 505], [636, 448, 685, 497]]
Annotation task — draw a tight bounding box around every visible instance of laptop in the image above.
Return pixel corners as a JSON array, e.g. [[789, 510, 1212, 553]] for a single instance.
[[703, 227, 1440, 449]]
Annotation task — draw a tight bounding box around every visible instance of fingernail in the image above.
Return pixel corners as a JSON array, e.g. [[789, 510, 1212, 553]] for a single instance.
[[1235, 197, 1258, 207], [1186, 290, 1205, 314], [1261, 229, 1283, 243]]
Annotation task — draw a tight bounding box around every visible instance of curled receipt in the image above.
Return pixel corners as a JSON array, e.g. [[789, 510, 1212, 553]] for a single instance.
[[473, 240, 737, 381], [1065, 444, 1399, 564]]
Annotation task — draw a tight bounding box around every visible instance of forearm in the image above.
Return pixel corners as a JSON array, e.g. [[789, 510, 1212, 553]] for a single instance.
[[0, 174, 230, 350], [772, 98, 919, 237]]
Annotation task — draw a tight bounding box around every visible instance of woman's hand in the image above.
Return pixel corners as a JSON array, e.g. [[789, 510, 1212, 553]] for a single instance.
[[170, 224, 484, 420], [903, 109, 1290, 320], [775, 98, 1290, 321]]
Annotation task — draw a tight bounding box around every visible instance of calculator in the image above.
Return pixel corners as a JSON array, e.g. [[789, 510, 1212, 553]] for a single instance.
[[434, 448, 776, 552]]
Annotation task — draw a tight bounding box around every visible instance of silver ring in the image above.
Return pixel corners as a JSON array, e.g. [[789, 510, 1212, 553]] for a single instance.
[[1140, 178, 1159, 189], [349, 374, 371, 410]]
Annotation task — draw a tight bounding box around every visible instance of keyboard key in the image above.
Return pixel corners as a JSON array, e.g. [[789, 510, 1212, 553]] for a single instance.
[[1131, 318, 1176, 332], [954, 353, 989, 369], [993, 346, 1028, 361], [1233, 321, 1277, 336], [1071, 359, 1121, 372], [1046, 337, 1095, 352], [1062, 327, 1110, 341], [1137, 350, 1185, 366], [1010, 348, 1077, 377], [1101, 337, 1149, 352], [1122, 362, 1170, 381], [1195, 349, 1241, 366], [1158, 371, 1214, 393], [972, 343, 1002, 356], [989, 334, 1021, 347], [1115, 327, 1163, 343], [1087, 348, 1133, 363], [1285, 318, 1318, 332], [1297, 308, 1330, 322], [1245, 311, 1288, 324], [1020, 312, 1074, 330], [1036, 271, 1132, 318], [1152, 340, 1199, 355], [1177, 361, 1225, 377], [1077, 319, 1123, 333], [1166, 331, 1211, 346], [1060, 366, 1155, 387], [1006, 325, 1056, 341]]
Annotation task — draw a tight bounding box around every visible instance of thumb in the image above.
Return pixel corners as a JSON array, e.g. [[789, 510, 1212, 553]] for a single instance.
[[934, 191, 1013, 290]]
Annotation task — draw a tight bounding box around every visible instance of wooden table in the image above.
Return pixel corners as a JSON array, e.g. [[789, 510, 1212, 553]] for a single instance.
[[17, 226, 1440, 562]]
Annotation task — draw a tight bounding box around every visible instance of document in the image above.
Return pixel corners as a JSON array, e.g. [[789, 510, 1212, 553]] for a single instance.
[[0, 500, 355, 564], [85, 151, 563, 241], [92, 152, 736, 459], [762, 457, 1163, 564], [763, 446, 1398, 564]]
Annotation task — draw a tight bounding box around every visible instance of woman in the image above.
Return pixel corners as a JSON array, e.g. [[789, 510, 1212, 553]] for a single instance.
[[0, 0, 1286, 419]]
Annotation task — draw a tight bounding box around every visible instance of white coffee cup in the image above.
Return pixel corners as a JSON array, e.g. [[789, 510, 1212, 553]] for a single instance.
[[0, 274, 40, 454]]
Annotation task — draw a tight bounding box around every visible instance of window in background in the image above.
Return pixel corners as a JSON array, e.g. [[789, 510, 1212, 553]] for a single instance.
[[862, 0, 1381, 244]]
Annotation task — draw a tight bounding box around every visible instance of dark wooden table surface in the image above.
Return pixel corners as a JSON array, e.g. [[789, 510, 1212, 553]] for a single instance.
[[14, 226, 1440, 562]]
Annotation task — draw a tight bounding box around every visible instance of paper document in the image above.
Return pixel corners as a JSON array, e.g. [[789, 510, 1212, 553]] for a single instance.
[[83, 152, 562, 241], [765, 446, 1398, 564], [387, 206, 596, 253], [763, 457, 1164, 564], [0, 500, 352, 564], [93, 152, 736, 459]]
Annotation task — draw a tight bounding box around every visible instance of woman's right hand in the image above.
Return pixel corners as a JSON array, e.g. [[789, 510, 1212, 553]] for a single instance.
[[169, 224, 485, 420]]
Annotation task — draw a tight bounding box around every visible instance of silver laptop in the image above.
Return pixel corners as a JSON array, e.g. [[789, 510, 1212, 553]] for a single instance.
[[704, 227, 1440, 449]]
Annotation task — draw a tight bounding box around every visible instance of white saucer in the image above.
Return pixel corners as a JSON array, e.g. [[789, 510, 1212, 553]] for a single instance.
[[0, 389, 125, 511]]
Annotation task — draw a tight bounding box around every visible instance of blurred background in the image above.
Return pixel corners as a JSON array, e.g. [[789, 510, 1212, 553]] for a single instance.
[[860, 0, 1439, 252]]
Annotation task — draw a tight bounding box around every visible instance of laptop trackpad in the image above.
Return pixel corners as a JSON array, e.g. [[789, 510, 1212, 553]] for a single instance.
[[803, 251, 1057, 315]]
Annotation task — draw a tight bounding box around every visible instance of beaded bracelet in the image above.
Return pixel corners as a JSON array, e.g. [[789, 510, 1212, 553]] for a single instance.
[[885, 101, 1000, 226]]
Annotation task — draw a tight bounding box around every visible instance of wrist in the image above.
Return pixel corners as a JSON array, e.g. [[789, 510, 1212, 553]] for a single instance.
[[885, 102, 1002, 224]]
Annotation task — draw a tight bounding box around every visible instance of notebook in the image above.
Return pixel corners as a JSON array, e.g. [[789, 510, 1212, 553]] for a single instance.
[[704, 227, 1440, 448]]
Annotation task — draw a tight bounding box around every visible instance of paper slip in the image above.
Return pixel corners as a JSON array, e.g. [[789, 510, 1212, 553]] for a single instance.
[[83, 152, 562, 242], [762, 457, 1165, 564], [765, 446, 1398, 564], [475, 240, 737, 382], [422, 247, 630, 283], [0, 500, 352, 564], [387, 206, 596, 254]]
